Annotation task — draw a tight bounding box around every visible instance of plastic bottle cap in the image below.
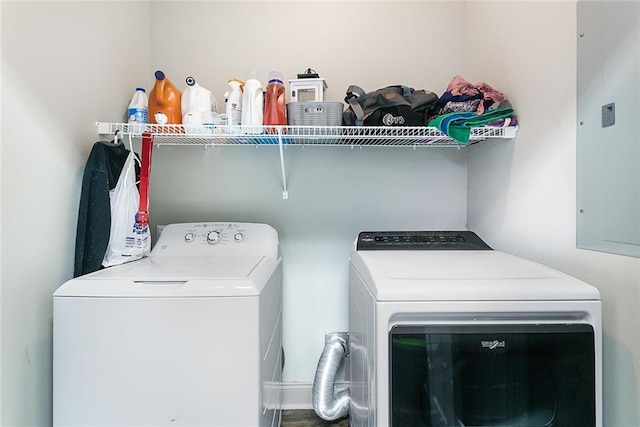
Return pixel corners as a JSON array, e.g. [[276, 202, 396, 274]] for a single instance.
[[155, 70, 165, 80], [186, 76, 196, 86], [136, 87, 146, 92], [269, 79, 284, 84]]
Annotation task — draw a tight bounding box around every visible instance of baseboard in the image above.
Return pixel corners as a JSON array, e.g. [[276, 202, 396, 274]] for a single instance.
[[280, 381, 313, 410], [280, 381, 349, 410]]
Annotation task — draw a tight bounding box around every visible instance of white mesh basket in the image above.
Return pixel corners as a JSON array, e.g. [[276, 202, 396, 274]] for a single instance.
[[286, 102, 344, 126]]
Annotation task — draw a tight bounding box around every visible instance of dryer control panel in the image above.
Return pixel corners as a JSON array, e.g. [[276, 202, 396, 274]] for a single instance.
[[151, 222, 280, 260], [356, 230, 492, 251]]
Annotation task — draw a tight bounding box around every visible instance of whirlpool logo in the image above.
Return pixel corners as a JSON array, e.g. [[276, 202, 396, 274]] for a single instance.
[[481, 340, 506, 350]]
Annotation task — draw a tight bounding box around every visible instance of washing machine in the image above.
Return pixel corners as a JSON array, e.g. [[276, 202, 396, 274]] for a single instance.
[[349, 231, 602, 427], [53, 222, 283, 427]]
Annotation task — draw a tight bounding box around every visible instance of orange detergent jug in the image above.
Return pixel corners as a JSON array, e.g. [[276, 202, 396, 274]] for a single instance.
[[149, 70, 182, 124]]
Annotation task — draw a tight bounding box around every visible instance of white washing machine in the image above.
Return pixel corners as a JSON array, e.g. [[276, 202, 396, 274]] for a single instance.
[[54, 222, 283, 427], [349, 231, 602, 427]]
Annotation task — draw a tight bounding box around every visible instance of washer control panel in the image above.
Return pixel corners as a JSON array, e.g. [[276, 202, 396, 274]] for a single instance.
[[356, 230, 492, 251], [206, 230, 222, 244], [151, 222, 279, 259]]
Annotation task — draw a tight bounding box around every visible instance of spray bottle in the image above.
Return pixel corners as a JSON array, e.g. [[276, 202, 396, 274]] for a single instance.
[[225, 78, 244, 130]]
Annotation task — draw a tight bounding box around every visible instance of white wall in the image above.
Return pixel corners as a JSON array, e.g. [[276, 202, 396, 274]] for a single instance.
[[147, 1, 467, 109], [1, 1, 639, 426], [1, 2, 150, 425], [466, 2, 640, 425]]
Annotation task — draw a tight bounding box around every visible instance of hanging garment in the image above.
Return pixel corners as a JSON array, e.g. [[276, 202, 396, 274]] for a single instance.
[[74, 141, 137, 277]]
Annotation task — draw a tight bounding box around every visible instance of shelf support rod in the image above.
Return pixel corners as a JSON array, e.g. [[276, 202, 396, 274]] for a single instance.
[[277, 127, 288, 199]]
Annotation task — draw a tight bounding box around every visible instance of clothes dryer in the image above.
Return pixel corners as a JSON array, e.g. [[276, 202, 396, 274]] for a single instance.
[[349, 231, 602, 427], [54, 222, 283, 427]]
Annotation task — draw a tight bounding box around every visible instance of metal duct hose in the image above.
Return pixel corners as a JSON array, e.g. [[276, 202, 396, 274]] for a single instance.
[[312, 334, 350, 421]]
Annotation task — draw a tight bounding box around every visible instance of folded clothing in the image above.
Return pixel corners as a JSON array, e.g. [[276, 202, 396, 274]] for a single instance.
[[428, 107, 515, 144], [437, 75, 506, 115], [438, 98, 482, 115]]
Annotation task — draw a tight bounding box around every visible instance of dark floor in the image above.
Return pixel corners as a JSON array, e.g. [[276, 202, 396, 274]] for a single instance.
[[281, 410, 348, 426]]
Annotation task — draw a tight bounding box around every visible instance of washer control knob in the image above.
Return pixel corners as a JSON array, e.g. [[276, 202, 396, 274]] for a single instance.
[[184, 232, 195, 243], [234, 232, 244, 242], [206, 231, 221, 244]]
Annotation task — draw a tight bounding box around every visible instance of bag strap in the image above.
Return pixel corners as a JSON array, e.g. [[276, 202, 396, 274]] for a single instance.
[[345, 85, 367, 126], [400, 85, 412, 97], [137, 132, 153, 226]]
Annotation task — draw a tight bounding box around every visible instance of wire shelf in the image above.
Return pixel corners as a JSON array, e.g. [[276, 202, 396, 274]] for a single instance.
[[96, 122, 517, 147], [96, 122, 517, 199]]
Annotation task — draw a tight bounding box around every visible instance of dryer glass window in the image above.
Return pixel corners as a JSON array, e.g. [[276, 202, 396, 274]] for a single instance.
[[390, 324, 595, 427]]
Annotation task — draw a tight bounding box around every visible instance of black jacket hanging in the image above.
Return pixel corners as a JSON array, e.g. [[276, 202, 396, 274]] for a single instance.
[[74, 141, 132, 277]]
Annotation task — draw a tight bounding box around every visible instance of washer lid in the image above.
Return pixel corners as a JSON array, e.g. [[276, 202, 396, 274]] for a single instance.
[[93, 255, 264, 279], [350, 250, 601, 301], [54, 256, 280, 297]]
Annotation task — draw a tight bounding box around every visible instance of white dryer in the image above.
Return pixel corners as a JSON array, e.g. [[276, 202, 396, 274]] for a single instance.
[[53, 222, 283, 427], [349, 231, 602, 427]]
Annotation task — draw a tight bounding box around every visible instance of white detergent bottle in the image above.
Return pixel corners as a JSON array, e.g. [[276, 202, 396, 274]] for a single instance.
[[181, 76, 218, 126], [127, 87, 148, 126], [225, 78, 244, 132], [241, 71, 263, 134]]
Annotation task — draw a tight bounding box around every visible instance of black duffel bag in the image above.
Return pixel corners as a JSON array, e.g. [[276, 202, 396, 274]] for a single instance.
[[343, 85, 439, 126]]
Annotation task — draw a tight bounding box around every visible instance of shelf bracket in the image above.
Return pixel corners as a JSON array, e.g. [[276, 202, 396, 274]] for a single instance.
[[96, 121, 112, 135], [277, 128, 288, 199]]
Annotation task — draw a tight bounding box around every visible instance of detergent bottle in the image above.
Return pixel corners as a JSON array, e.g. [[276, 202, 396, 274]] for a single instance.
[[263, 71, 287, 130], [241, 71, 263, 134], [181, 76, 218, 126], [225, 78, 244, 130], [127, 87, 148, 124], [149, 70, 182, 125]]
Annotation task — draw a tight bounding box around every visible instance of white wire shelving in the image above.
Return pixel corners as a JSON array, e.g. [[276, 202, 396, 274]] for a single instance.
[[96, 122, 517, 199], [96, 122, 517, 147]]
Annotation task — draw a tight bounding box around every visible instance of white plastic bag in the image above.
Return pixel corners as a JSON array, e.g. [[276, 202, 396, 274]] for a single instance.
[[102, 151, 150, 267]]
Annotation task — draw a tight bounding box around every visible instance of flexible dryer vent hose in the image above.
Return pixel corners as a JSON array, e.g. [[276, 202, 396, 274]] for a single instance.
[[312, 334, 350, 421]]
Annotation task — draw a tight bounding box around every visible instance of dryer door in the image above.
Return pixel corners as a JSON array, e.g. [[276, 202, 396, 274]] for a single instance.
[[389, 324, 596, 427]]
